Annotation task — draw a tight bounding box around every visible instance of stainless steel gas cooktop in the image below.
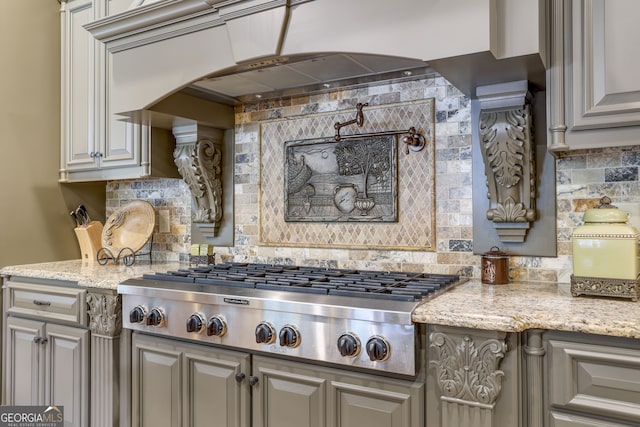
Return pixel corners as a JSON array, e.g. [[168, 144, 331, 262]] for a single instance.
[[119, 263, 467, 376]]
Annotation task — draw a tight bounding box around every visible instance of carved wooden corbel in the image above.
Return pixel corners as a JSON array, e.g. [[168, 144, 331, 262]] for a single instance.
[[173, 124, 224, 238], [478, 81, 536, 243]]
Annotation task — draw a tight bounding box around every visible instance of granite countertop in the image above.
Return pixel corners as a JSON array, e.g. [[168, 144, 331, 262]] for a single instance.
[[412, 280, 640, 339], [2, 261, 638, 339], [0, 259, 184, 289]]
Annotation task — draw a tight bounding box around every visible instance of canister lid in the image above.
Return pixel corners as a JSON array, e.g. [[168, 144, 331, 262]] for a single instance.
[[583, 196, 628, 223], [482, 246, 508, 258]]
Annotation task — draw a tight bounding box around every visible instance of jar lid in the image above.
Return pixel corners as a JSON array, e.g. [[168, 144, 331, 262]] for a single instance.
[[482, 246, 508, 258], [583, 196, 628, 223]]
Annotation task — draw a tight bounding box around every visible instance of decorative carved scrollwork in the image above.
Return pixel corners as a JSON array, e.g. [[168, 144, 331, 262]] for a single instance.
[[478, 81, 537, 243], [87, 292, 122, 337], [173, 125, 224, 237], [429, 332, 508, 406]]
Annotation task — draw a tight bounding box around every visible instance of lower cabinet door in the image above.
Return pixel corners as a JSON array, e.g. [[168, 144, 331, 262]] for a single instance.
[[182, 343, 250, 427], [251, 355, 423, 427], [132, 334, 183, 427], [132, 333, 250, 427], [251, 355, 327, 427], [331, 380, 417, 427], [4, 317, 44, 405], [44, 323, 89, 427], [550, 411, 632, 427]]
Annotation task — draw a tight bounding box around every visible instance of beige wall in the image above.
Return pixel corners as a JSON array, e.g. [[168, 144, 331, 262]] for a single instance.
[[0, 1, 103, 267]]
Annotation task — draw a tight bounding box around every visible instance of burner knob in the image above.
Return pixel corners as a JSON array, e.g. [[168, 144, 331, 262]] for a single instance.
[[146, 308, 165, 327], [255, 322, 276, 344], [186, 313, 205, 333], [207, 315, 227, 337], [337, 333, 360, 357], [278, 325, 301, 348], [129, 306, 146, 324], [365, 336, 390, 362]]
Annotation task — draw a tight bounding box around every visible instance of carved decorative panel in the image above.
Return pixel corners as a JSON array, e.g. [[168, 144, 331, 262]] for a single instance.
[[284, 135, 398, 222], [87, 291, 122, 338], [429, 332, 507, 407], [260, 100, 435, 250], [173, 125, 224, 239], [477, 81, 537, 243]]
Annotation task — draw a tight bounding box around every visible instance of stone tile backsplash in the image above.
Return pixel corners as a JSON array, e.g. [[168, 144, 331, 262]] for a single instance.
[[106, 75, 640, 282]]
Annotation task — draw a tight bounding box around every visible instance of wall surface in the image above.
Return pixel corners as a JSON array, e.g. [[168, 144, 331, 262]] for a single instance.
[[109, 76, 640, 283], [0, 1, 102, 267]]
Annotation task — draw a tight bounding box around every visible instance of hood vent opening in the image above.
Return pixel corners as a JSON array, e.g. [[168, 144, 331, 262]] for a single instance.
[[183, 53, 437, 105]]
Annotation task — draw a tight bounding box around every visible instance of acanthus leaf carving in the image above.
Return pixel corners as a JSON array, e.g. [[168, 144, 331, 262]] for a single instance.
[[478, 81, 537, 243], [87, 292, 122, 337], [430, 332, 507, 406], [173, 127, 224, 237]]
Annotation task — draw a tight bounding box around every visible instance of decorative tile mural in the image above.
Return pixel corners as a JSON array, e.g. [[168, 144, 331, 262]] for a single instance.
[[284, 135, 398, 222], [260, 100, 436, 250]]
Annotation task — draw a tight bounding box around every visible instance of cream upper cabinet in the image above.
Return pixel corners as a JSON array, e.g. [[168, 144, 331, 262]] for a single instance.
[[548, 0, 640, 153], [60, 0, 178, 183]]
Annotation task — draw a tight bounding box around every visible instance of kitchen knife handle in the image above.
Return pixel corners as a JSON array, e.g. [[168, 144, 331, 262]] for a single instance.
[[33, 300, 52, 307]]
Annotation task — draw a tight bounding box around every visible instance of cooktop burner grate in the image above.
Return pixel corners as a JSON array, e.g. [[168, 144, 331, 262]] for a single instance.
[[143, 262, 464, 302]]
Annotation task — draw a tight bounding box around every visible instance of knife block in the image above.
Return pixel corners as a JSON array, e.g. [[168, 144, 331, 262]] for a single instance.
[[74, 221, 104, 263]]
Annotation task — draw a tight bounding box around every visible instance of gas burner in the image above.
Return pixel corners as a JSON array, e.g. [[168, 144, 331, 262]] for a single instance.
[[142, 263, 463, 302]]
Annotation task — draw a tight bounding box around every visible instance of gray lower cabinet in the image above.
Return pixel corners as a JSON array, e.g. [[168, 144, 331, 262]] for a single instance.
[[132, 332, 250, 427], [4, 313, 89, 427], [3, 277, 135, 427], [252, 354, 423, 427], [132, 333, 424, 427], [544, 331, 640, 427]]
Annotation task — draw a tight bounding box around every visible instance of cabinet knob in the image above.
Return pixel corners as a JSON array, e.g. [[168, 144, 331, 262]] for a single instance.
[[33, 336, 47, 345], [235, 372, 246, 383], [248, 376, 259, 387]]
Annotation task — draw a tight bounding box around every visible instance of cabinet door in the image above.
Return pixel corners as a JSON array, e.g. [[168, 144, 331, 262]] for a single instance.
[[60, 0, 99, 174], [550, 411, 631, 427], [44, 323, 89, 427], [182, 343, 250, 427], [251, 355, 327, 427], [330, 380, 417, 427], [568, 0, 640, 131], [4, 317, 44, 405], [132, 333, 183, 427]]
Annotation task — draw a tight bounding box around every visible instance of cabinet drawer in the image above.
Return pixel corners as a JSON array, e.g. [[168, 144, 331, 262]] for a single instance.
[[547, 338, 640, 423], [6, 280, 87, 326]]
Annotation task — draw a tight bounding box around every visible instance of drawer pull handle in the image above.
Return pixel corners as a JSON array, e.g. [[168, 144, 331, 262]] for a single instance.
[[33, 300, 52, 306]]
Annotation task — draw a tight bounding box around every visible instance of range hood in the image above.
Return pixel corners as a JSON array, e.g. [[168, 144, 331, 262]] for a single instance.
[[82, 0, 549, 245], [85, 0, 548, 117], [186, 53, 435, 105]]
